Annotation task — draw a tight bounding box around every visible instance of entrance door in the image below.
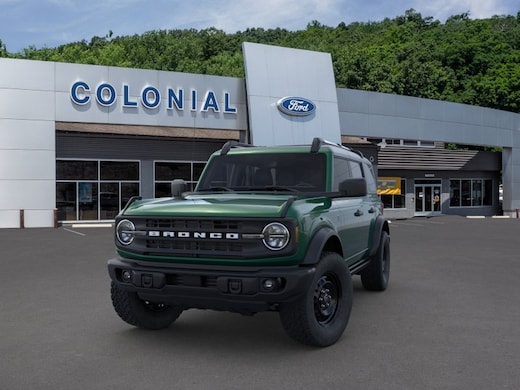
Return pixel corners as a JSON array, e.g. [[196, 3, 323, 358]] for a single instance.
[[415, 182, 441, 216]]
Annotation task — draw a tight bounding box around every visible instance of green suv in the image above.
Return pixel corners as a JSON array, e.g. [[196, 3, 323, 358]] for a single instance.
[[108, 138, 390, 347]]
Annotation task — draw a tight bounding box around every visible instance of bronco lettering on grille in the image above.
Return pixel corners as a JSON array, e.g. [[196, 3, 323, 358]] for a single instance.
[[148, 231, 240, 239]]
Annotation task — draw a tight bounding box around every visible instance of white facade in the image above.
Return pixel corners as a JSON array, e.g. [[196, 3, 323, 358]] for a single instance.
[[0, 58, 247, 228], [243, 42, 341, 145]]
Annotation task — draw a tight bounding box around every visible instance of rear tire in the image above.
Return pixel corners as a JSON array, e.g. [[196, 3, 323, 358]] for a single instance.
[[279, 252, 353, 347], [110, 282, 182, 330], [361, 231, 390, 291]]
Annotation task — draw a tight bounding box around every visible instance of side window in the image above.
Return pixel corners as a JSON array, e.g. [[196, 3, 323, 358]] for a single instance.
[[363, 162, 377, 194], [349, 161, 363, 179], [333, 157, 351, 191]]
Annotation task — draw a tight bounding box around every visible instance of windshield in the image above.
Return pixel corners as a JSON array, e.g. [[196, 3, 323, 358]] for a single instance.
[[196, 153, 327, 193]]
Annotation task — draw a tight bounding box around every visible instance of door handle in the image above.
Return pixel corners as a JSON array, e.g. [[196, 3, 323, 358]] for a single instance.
[[354, 209, 364, 217]]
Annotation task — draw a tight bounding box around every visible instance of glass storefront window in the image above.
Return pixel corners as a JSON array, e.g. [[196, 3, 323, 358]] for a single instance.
[[154, 161, 206, 196], [381, 179, 406, 209], [100, 161, 139, 180], [450, 179, 493, 207], [56, 160, 97, 180], [56, 160, 140, 221], [461, 180, 471, 206], [155, 162, 191, 181], [483, 180, 492, 206], [56, 182, 76, 221], [193, 163, 206, 181], [100, 182, 120, 220], [155, 183, 172, 198], [79, 182, 98, 220], [122, 183, 140, 206]]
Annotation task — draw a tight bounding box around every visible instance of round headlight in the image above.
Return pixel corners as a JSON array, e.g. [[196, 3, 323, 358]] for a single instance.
[[262, 222, 290, 251], [116, 219, 136, 245]]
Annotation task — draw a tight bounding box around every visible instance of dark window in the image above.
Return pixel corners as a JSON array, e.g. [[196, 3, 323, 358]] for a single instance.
[[56, 160, 97, 180], [450, 179, 493, 207], [155, 162, 191, 181], [56, 160, 140, 221], [100, 161, 139, 180]]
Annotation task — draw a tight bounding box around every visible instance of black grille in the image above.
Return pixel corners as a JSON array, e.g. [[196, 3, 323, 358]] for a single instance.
[[146, 218, 239, 230], [122, 217, 296, 259]]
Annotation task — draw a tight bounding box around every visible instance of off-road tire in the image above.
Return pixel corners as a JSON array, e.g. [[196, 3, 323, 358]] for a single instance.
[[110, 282, 182, 330], [361, 231, 390, 291], [279, 252, 353, 347]]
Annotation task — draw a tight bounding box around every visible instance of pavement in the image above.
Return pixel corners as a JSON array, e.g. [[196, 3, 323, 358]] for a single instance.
[[1, 215, 520, 390]]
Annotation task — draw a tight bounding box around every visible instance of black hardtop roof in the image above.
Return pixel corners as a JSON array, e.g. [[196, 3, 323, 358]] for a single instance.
[[220, 137, 367, 161]]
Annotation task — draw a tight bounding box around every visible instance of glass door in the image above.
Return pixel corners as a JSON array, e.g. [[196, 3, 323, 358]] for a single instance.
[[415, 182, 442, 216]]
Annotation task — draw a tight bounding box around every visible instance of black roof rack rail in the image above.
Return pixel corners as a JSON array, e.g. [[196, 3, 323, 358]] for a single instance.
[[310, 137, 352, 153], [352, 149, 366, 159], [220, 140, 254, 155]]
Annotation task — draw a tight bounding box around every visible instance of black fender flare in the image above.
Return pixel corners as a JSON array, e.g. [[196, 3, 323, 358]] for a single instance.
[[301, 227, 342, 265], [369, 216, 390, 257]]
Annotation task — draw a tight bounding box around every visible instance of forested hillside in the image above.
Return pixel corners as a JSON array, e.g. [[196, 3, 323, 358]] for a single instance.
[[1, 9, 519, 113]]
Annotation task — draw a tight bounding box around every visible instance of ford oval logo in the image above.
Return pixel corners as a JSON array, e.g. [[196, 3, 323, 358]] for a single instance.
[[277, 96, 316, 116]]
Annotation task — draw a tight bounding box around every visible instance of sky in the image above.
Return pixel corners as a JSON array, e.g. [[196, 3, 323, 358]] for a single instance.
[[0, 0, 518, 53]]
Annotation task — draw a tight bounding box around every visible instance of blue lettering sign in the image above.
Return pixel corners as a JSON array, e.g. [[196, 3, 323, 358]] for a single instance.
[[202, 91, 219, 112], [96, 83, 116, 106], [167, 88, 183, 110], [70, 81, 90, 105], [142, 86, 160, 109], [123, 84, 138, 107], [69, 81, 238, 115], [191, 90, 197, 111], [224, 92, 237, 114]]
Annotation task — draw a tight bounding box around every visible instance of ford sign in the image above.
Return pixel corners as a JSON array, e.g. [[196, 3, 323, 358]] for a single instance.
[[277, 97, 316, 116]]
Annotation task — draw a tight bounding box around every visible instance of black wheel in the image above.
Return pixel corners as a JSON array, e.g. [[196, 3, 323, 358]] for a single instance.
[[279, 252, 353, 347], [361, 230, 390, 291], [110, 282, 182, 330]]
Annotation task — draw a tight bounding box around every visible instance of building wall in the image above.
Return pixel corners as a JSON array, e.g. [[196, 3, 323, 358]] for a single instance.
[[1, 52, 518, 227], [337, 88, 520, 217], [0, 59, 56, 227], [0, 57, 246, 228]]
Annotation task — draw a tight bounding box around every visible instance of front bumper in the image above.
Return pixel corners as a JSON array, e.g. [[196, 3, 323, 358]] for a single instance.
[[108, 257, 316, 314]]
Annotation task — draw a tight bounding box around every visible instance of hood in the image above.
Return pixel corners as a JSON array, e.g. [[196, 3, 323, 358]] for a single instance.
[[122, 193, 300, 218]]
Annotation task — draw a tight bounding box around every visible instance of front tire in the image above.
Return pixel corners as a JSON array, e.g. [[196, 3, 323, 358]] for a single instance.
[[361, 230, 390, 291], [279, 252, 353, 347], [110, 282, 183, 330]]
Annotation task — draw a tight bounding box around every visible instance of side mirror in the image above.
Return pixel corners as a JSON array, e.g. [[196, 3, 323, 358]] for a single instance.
[[171, 179, 187, 198], [339, 178, 367, 197]]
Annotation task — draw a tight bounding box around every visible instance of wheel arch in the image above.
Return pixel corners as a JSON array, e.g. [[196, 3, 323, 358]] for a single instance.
[[369, 216, 390, 257], [301, 227, 343, 265]]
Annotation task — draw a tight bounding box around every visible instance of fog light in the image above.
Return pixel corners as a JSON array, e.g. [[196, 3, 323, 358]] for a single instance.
[[122, 270, 132, 283], [262, 278, 277, 291]]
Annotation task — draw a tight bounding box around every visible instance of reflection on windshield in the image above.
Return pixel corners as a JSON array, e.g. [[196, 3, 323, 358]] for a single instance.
[[197, 153, 326, 193]]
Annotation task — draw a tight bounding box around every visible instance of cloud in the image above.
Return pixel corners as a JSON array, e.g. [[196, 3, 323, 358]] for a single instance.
[[1, 0, 518, 52], [412, 0, 515, 21], [173, 0, 341, 32]]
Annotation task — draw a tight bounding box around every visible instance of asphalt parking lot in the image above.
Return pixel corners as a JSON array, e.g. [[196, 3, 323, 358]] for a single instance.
[[1, 215, 520, 390]]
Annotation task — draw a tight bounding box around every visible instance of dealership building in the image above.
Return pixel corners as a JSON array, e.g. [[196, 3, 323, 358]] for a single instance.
[[1, 43, 519, 228]]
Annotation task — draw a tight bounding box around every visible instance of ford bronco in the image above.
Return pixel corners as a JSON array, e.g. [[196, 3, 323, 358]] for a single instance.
[[107, 138, 390, 347]]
